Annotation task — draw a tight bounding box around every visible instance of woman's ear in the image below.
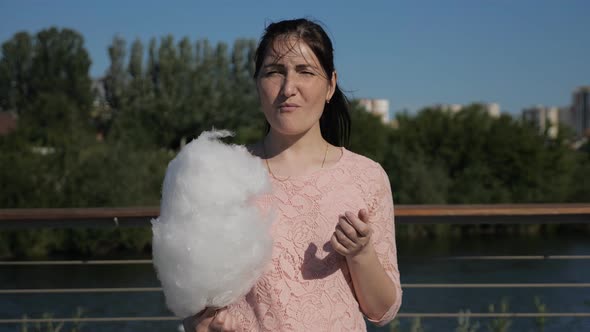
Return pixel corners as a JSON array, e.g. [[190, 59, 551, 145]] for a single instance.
[[326, 71, 337, 102]]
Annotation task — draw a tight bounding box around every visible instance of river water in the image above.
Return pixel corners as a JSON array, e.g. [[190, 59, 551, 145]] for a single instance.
[[1, 234, 589, 332]]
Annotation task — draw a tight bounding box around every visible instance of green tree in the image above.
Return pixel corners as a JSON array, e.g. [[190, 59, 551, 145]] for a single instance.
[[384, 104, 582, 205], [348, 101, 391, 165], [104, 36, 127, 112], [0, 32, 33, 113], [0, 27, 95, 209], [29, 28, 92, 111]]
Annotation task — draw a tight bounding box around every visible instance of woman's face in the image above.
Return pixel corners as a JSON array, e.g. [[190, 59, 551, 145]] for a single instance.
[[256, 37, 336, 137]]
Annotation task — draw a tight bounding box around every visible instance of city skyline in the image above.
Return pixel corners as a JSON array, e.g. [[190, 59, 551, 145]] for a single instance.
[[1, 0, 588, 114]]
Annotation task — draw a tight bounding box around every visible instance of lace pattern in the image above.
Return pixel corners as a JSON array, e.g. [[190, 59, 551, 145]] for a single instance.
[[227, 149, 402, 331]]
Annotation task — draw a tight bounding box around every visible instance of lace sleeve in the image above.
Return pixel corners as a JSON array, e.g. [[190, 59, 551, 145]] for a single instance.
[[364, 165, 403, 326]]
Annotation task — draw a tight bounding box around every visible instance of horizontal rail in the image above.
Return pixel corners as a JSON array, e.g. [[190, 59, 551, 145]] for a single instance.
[[399, 203, 590, 224], [397, 313, 590, 318], [439, 255, 590, 260], [3, 312, 590, 324], [0, 207, 157, 228], [2, 283, 589, 294], [0, 207, 159, 222], [0, 316, 178, 324], [398, 204, 590, 217], [0, 287, 162, 294], [0, 259, 153, 265], [3, 255, 590, 266], [402, 283, 590, 288], [1, 204, 589, 228]]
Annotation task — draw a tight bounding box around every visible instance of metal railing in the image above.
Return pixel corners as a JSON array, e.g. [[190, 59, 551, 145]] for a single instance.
[[1, 204, 590, 228], [1, 204, 589, 328]]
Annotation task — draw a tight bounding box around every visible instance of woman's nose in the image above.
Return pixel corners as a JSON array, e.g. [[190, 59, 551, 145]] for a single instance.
[[281, 74, 297, 97]]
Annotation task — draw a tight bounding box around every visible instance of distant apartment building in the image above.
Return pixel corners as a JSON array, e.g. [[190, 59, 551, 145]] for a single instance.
[[358, 98, 390, 123], [432, 102, 500, 118], [485, 103, 501, 118], [558, 106, 574, 131], [522, 105, 559, 138], [433, 103, 463, 113], [572, 86, 590, 137]]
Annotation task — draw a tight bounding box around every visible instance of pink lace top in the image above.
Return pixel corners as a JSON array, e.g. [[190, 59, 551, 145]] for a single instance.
[[228, 148, 402, 331]]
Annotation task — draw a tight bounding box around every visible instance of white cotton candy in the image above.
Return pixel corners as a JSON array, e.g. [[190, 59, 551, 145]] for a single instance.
[[151, 130, 273, 318]]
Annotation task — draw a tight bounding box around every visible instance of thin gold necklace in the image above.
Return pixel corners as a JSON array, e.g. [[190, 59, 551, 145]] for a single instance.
[[263, 140, 329, 181]]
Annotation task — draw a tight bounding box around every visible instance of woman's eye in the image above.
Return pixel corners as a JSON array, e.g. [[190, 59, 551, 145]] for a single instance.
[[301, 71, 315, 76]]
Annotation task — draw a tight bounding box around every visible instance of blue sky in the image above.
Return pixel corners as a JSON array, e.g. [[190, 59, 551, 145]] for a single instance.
[[1, 0, 588, 114]]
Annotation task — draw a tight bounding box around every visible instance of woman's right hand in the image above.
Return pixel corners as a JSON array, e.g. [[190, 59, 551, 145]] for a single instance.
[[183, 307, 238, 332]]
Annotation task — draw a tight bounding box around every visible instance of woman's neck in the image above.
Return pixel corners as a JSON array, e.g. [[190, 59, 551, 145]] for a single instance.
[[257, 125, 336, 178], [264, 126, 326, 159]]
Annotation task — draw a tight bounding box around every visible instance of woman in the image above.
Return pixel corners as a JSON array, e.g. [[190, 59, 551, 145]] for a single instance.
[[184, 18, 402, 332]]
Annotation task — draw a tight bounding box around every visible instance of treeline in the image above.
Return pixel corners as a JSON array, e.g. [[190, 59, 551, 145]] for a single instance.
[[0, 28, 264, 209], [0, 27, 588, 258]]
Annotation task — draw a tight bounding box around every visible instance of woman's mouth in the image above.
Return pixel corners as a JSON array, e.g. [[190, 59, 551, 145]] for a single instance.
[[279, 103, 300, 112]]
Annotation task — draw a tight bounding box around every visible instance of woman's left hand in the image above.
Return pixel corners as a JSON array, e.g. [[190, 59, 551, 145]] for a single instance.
[[330, 209, 373, 258]]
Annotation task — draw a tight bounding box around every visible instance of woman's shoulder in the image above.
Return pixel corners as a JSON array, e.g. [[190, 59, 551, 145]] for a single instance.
[[341, 148, 385, 172], [338, 149, 390, 186]]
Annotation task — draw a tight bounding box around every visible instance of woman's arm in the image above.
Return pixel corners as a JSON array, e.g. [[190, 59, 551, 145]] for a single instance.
[[330, 166, 402, 326], [331, 210, 400, 323]]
